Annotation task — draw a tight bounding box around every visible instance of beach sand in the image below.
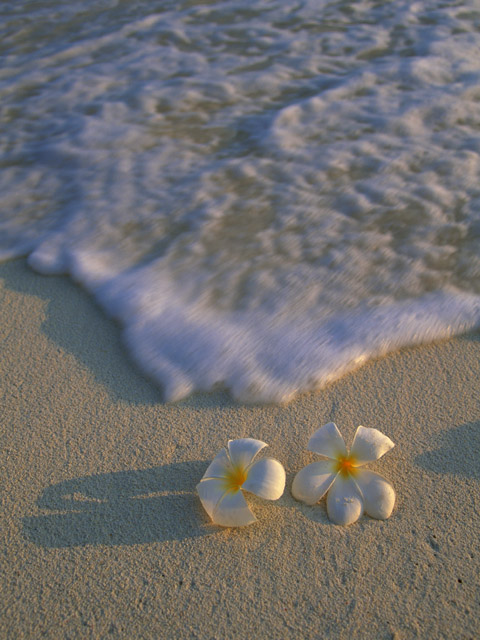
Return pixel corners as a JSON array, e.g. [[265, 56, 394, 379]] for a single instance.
[[1, 258, 479, 639]]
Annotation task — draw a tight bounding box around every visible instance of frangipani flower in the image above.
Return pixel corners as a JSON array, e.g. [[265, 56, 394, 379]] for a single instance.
[[292, 422, 395, 526], [197, 438, 286, 526]]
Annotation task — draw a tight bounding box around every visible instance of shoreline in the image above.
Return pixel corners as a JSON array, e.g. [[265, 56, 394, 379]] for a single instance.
[[1, 258, 479, 639]]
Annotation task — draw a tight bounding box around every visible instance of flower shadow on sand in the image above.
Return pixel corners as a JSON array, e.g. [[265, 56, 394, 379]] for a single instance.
[[415, 421, 480, 480], [23, 461, 216, 548]]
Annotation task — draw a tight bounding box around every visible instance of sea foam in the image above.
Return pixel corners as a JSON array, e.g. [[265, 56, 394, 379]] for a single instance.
[[1, 0, 480, 401]]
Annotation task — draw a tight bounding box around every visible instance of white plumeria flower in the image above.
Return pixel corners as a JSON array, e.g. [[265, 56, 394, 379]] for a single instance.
[[197, 438, 286, 527], [292, 422, 395, 526]]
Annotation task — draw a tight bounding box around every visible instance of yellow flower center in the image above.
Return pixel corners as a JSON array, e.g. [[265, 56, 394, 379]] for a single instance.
[[224, 465, 248, 492], [336, 455, 357, 477]]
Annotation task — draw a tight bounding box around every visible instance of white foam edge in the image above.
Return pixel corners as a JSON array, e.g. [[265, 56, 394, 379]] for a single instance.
[[105, 273, 480, 403], [21, 248, 480, 403]]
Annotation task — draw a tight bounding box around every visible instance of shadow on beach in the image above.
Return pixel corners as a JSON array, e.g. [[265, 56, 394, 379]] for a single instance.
[[0, 259, 162, 405], [415, 421, 480, 480], [0, 259, 237, 409], [23, 461, 218, 548]]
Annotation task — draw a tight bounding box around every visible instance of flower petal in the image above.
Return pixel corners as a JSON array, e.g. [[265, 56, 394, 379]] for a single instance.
[[242, 458, 286, 500], [307, 422, 347, 459], [196, 478, 227, 520], [350, 426, 395, 465], [291, 460, 337, 505], [326, 474, 364, 525], [200, 448, 231, 480], [228, 438, 267, 469], [213, 489, 257, 527], [354, 469, 395, 520]]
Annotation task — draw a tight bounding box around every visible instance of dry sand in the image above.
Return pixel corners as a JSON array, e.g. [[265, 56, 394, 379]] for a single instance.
[[1, 258, 479, 639]]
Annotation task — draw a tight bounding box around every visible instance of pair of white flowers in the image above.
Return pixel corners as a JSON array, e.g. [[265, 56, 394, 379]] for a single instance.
[[197, 423, 395, 526]]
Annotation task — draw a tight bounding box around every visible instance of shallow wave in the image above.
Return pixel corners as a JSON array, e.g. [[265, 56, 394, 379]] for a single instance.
[[1, 0, 480, 400]]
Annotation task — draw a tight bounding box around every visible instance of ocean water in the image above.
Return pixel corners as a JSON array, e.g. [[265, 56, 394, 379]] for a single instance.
[[1, 0, 480, 401]]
